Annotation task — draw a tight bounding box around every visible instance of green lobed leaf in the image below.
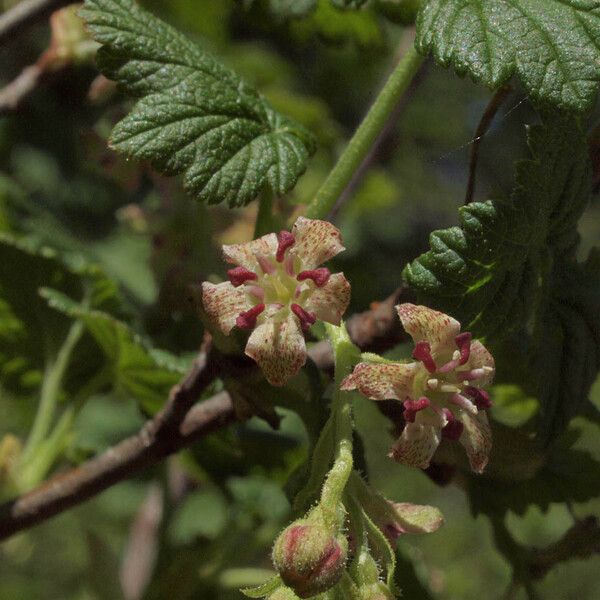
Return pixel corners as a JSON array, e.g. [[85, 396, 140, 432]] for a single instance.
[[404, 115, 600, 440], [80, 0, 315, 208], [417, 0, 600, 112], [41, 288, 188, 414]]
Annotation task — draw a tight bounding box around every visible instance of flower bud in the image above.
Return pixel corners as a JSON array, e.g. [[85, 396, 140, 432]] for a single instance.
[[272, 518, 348, 598]]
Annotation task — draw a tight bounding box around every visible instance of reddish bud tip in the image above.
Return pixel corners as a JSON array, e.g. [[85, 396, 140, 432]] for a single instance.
[[402, 397, 430, 423], [455, 332, 472, 365], [227, 266, 258, 287], [412, 341, 437, 373], [272, 521, 347, 598], [291, 303, 316, 331], [465, 386, 492, 409], [235, 303, 265, 329], [441, 409, 464, 440], [276, 231, 296, 262], [297, 268, 331, 287]]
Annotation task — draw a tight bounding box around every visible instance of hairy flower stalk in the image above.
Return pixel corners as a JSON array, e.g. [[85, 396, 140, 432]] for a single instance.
[[342, 304, 495, 473], [202, 217, 350, 385]]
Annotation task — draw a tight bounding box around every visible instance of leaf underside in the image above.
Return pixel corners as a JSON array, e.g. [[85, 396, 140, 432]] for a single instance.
[[404, 115, 600, 441], [417, 0, 600, 112], [81, 0, 315, 207]]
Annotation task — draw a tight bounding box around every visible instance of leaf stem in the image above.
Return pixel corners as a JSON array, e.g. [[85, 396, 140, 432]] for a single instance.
[[306, 46, 424, 220], [254, 186, 275, 238], [21, 318, 84, 465]]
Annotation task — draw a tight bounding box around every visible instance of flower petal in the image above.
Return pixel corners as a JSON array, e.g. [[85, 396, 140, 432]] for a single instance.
[[389, 422, 441, 470], [396, 303, 460, 350], [340, 362, 418, 400], [465, 340, 495, 386], [458, 410, 492, 474], [303, 273, 350, 325], [389, 502, 444, 535], [245, 313, 307, 386], [222, 233, 278, 270], [202, 281, 251, 335], [291, 217, 345, 269]]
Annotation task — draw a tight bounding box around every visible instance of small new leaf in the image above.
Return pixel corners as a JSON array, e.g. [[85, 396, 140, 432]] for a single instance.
[[81, 0, 315, 207], [417, 0, 600, 112]]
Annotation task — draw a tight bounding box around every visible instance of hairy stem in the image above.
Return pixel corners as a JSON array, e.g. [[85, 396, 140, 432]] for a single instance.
[[21, 318, 84, 465], [319, 323, 360, 528], [254, 186, 275, 237], [305, 46, 424, 220]]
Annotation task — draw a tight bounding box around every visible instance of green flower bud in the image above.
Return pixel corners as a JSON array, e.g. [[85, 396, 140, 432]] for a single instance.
[[272, 517, 348, 598]]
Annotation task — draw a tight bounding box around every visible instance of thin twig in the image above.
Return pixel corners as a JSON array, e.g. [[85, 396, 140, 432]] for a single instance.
[[0, 0, 72, 44], [0, 63, 46, 116], [464, 85, 512, 205]]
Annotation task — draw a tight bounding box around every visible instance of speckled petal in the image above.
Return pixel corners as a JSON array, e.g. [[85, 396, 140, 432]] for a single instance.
[[222, 233, 278, 270], [458, 410, 492, 474], [291, 217, 345, 269], [390, 502, 444, 535], [340, 362, 418, 400], [389, 422, 441, 470], [245, 313, 307, 386], [202, 281, 251, 335], [464, 340, 495, 385], [396, 303, 460, 350], [303, 273, 350, 325]]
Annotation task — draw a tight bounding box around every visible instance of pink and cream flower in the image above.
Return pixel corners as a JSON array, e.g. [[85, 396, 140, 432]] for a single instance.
[[341, 303, 494, 473], [202, 217, 351, 386]]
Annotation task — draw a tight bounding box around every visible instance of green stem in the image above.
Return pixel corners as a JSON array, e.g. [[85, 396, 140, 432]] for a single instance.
[[21, 318, 84, 464], [254, 186, 275, 237], [305, 46, 424, 220], [319, 323, 360, 528]]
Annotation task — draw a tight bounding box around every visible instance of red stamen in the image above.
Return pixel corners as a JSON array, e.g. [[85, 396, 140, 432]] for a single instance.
[[297, 268, 331, 287], [455, 332, 472, 365], [465, 386, 492, 409], [276, 231, 295, 262], [441, 409, 464, 440], [291, 303, 316, 331], [227, 266, 258, 287], [403, 397, 430, 423], [235, 303, 265, 329], [412, 341, 437, 373]]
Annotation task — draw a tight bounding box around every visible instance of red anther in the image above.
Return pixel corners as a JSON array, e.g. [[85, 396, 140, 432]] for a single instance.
[[291, 303, 316, 331], [297, 268, 331, 287], [402, 397, 430, 423], [276, 231, 295, 262], [412, 341, 437, 373], [465, 386, 492, 409], [227, 266, 258, 287], [455, 332, 472, 365], [441, 409, 464, 440], [235, 303, 265, 329]]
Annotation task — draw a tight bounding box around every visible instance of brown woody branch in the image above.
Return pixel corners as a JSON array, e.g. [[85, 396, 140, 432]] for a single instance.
[[0, 290, 409, 541], [0, 344, 229, 541]]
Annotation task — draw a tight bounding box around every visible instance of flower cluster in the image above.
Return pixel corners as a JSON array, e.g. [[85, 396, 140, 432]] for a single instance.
[[342, 303, 494, 473], [202, 217, 350, 385]]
